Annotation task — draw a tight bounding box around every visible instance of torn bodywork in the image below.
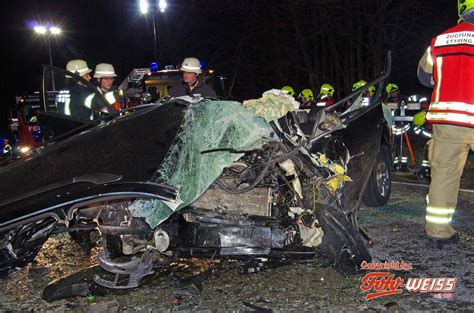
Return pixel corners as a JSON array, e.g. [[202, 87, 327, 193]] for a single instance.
[[0, 54, 392, 289]]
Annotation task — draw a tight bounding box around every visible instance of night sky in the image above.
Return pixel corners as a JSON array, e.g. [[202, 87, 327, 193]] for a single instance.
[[0, 0, 457, 134]]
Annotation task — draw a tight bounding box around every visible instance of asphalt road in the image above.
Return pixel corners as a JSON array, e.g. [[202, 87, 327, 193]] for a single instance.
[[0, 183, 472, 311]]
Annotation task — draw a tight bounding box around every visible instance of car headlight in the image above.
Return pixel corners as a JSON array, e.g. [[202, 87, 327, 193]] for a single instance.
[[19, 146, 31, 154]]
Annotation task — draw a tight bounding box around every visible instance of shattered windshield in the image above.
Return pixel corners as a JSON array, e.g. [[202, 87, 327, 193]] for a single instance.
[[129, 100, 273, 227]]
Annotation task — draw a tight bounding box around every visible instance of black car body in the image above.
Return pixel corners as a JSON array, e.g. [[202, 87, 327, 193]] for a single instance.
[[0, 58, 393, 288]]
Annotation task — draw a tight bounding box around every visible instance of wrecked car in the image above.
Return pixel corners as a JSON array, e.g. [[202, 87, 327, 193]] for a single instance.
[[0, 56, 392, 289]]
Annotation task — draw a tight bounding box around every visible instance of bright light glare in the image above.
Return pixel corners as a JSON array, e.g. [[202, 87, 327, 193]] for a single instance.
[[140, 0, 149, 14], [159, 0, 167, 12], [19, 146, 31, 154], [34, 26, 47, 34], [50, 26, 61, 34]]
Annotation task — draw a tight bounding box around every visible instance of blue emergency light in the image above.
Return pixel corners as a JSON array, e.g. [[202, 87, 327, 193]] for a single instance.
[[200, 60, 206, 69], [150, 62, 159, 73]]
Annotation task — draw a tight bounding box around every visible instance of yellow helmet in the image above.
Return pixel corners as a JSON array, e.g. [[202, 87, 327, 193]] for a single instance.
[[458, 0, 474, 16], [282, 86, 295, 97], [352, 80, 367, 92], [386, 83, 399, 94], [367, 85, 376, 96], [299, 89, 314, 101], [319, 83, 335, 97], [413, 111, 427, 127]]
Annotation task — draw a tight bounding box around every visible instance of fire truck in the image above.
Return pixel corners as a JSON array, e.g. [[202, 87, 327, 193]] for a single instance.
[[8, 91, 58, 154]]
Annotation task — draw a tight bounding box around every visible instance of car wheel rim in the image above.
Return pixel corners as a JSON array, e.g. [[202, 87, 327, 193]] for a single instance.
[[376, 161, 389, 197]]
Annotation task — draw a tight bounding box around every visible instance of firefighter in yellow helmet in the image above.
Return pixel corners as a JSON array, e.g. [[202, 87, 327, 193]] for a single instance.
[[385, 83, 410, 171], [297, 88, 315, 109], [315, 83, 335, 107], [416, 0, 474, 248], [352, 80, 375, 97], [282, 86, 295, 97]]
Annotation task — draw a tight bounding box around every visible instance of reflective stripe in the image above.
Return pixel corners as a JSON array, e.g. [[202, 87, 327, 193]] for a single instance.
[[426, 112, 474, 125], [426, 215, 452, 224], [84, 94, 95, 109], [392, 124, 411, 135], [76, 68, 91, 75], [426, 47, 433, 66], [95, 71, 116, 76], [105, 91, 116, 104], [316, 102, 326, 107], [429, 101, 474, 114], [64, 97, 71, 116], [435, 57, 442, 102], [426, 206, 455, 215], [182, 66, 200, 70]]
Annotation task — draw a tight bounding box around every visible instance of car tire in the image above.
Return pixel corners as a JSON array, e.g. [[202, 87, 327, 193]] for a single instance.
[[362, 145, 391, 207]]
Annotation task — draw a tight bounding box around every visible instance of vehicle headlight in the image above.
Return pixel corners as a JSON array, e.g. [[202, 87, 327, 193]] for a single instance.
[[19, 146, 31, 154]]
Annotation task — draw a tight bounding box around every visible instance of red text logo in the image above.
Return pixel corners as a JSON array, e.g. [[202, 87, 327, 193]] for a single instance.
[[360, 272, 404, 300]]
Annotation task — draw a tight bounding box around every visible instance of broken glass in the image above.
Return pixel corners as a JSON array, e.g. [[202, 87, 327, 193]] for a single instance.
[[129, 100, 272, 227]]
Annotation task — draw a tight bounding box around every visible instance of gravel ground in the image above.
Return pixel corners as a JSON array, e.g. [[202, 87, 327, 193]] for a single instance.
[[0, 183, 472, 311]]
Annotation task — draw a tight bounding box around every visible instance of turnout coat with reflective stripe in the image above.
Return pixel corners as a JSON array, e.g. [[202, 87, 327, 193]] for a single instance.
[[427, 22, 474, 127]]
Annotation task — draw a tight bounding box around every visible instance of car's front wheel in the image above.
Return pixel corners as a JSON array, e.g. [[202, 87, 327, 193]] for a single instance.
[[362, 145, 391, 207]]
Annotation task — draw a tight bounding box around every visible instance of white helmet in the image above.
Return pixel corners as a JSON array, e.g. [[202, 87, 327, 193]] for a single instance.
[[93, 63, 117, 78], [180, 57, 202, 74], [66, 59, 92, 76]]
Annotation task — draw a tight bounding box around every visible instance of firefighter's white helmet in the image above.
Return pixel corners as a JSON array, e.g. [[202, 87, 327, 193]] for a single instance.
[[93, 63, 118, 78], [180, 57, 202, 74], [66, 59, 92, 76]]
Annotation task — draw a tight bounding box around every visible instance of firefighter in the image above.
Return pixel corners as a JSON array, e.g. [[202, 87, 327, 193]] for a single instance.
[[56, 59, 94, 120], [416, 0, 474, 247], [353, 80, 375, 97], [298, 88, 315, 109], [89, 63, 122, 116], [386, 83, 410, 170], [94, 63, 117, 93], [169, 57, 217, 98], [2, 138, 12, 156], [315, 83, 335, 107], [282, 85, 295, 97], [413, 110, 432, 178]]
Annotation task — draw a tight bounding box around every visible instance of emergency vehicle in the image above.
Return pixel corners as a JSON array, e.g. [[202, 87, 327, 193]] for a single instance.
[[8, 91, 57, 154]]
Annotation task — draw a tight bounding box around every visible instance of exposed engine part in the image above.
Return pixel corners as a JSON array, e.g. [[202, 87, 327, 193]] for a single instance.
[[193, 187, 272, 217], [278, 159, 303, 199], [153, 229, 170, 252], [94, 250, 154, 289]]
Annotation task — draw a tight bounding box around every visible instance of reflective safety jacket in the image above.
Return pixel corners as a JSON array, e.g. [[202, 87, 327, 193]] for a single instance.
[[315, 95, 334, 107], [419, 22, 474, 127]]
